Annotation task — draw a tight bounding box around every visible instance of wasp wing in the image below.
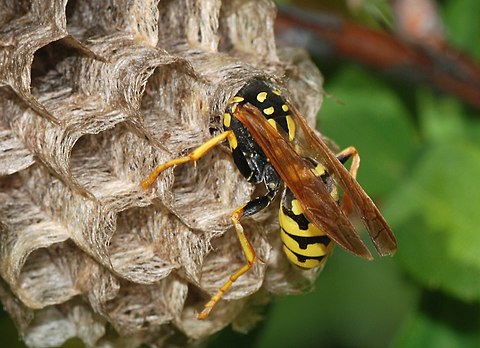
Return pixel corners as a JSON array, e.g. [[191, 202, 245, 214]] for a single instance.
[[286, 102, 397, 256], [234, 103, 373, 259]]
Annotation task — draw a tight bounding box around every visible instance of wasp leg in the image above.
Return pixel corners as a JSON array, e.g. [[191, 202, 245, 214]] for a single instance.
[[198, 177, 279, 320], [336, 146, 359, 214], [141, 130, 236, 189]]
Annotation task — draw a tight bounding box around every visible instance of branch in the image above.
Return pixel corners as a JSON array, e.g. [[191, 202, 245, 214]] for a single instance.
[[276, 4, 480, 110]]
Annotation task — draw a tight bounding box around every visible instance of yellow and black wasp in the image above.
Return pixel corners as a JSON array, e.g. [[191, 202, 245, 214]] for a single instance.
[[142, 79, 397, 319]]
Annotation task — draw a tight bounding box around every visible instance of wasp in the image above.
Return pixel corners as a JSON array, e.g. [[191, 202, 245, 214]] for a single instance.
[[141, 79, 397, 319]]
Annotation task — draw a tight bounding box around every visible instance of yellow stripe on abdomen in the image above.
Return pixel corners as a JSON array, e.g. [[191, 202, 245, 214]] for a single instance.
[[280, 228, 329, 257], [278, 204, 325, 237], [282, 245, 326, 269], [279, 201, 333, 269]]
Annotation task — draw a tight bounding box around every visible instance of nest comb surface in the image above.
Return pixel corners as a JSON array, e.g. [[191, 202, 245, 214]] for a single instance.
[[0, 0, 324, 347]]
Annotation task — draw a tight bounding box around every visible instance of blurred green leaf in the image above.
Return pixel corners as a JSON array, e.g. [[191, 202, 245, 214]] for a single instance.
[[254, 251, 417, 348], [441, 0, 480, 59], [417, 90, 467, 143], [319, 66, 420, 197], [385, 139, 480, 302], [353, 0, 394, 27], [0, 309, 27, 348], [393, 291, 480, 348]]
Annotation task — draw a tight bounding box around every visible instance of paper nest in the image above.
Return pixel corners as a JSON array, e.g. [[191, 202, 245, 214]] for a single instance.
[[0, 0, 324, 347]]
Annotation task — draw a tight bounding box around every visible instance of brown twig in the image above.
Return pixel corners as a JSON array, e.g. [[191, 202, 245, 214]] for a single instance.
[[275, 4, 480, 110]]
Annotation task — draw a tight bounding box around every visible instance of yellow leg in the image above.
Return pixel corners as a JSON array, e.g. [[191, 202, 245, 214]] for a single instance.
[[337, 146, 360, 215], [141, 130, 235, 189], [197, 206, 256, 320]]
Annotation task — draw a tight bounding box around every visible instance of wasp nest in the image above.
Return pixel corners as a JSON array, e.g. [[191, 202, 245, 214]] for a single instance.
[[0, 0, 323, 347]]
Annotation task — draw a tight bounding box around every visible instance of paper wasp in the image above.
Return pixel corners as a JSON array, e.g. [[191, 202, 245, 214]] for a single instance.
[[142, 79, 397, 319]]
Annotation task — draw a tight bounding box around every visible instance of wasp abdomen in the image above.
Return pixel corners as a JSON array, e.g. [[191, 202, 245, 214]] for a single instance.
[[279, 171, 335, 270]]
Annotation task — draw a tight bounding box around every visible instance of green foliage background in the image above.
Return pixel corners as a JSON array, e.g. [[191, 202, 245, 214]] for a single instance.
[[1, 1, 479, 347]]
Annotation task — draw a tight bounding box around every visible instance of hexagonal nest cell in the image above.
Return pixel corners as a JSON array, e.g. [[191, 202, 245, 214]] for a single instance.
[[0, 0, 324, 347]]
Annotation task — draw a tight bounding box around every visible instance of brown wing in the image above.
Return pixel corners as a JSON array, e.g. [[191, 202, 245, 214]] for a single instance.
[[234, 103, 373, 259], [287, 102, 396, 257]]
